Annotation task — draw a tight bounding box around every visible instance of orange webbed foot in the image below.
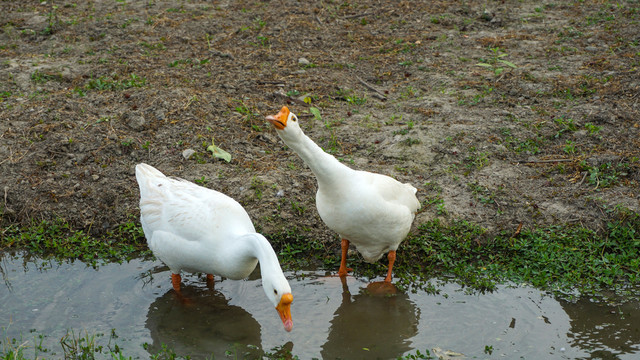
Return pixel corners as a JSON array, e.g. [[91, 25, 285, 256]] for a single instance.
[[337, 266, 353, 278]]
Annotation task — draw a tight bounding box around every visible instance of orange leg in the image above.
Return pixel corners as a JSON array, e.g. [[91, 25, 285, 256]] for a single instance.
[[171, 273, 193, 305], [206, 274, 215, 288], [171, 273, 182, 293], [384, 250, 396, 283], [338, 238, 353, 277]]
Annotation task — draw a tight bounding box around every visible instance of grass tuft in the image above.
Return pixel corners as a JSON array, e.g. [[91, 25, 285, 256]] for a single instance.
[[0, 220, 150, 267], [392, 212, 640, 300]]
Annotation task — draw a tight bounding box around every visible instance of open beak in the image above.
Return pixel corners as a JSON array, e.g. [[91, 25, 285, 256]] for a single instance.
[[276, 292, 293, 332], [266, 106, 290, 130]]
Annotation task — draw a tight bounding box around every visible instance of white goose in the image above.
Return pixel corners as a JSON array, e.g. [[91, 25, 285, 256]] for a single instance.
[[266, 106, 421, 283], [135, 163, 293, 332]]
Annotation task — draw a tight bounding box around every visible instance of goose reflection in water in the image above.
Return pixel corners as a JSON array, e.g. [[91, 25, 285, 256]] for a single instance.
[[321, 278, 420, 359], [144, 280, 262, 359]]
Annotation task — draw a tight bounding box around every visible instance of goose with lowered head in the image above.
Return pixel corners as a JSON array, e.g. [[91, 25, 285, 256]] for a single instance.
[[266, 106, 420, 284], [135, 163, 293, 332]]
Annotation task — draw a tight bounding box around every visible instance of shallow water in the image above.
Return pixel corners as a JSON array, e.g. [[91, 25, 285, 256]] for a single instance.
[[1, 252, 639, 359]]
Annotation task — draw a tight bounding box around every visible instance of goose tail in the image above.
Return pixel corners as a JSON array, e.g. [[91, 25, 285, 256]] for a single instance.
[[135, 163, 166, 181], [135, 163, 167, 198]]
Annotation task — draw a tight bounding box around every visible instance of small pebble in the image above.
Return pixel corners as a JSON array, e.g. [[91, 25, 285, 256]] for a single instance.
[[182, 149, 196, 160], [298, 57, 310, 65]]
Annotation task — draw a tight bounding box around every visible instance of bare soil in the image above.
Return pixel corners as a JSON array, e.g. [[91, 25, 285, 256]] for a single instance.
[[1, 1, 639, 248]]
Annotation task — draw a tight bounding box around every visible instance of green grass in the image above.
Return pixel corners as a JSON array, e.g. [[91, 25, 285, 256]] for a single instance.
[[498, 128, 543, 154], [335, 88, 366, 106], [0, 91, 12, 102], [388, 213, 640, 300], [464, 146, 489, 170], [84, 74, 146, 92], [397, 348, 436, 359], [582, 162, 630, 188], [0, 219, 150, 267], [30, 70, 61, 84]]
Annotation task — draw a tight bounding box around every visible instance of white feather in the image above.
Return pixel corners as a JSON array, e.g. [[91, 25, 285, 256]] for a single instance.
[[135, 163, 292, 314], [268, 110, 420, 264]]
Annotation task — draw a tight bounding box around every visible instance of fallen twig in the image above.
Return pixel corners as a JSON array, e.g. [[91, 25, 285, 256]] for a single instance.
[[578, 172, 588, 186], [272, 91, 310, 106], [509, 222, 523, 241], [344, 12, 372, 19], [257, 81, 285, 86], [209, 49, 234, 60], [516, 159, 572, 164], [356, 76, 387, 100]]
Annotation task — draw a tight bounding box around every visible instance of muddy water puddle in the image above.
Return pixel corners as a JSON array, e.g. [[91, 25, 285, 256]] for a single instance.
[[1, 252, 639, 359]]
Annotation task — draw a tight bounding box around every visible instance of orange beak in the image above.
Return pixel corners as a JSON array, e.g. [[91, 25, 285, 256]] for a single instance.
[[265, 106, 290, 130], [276, 292, 293, 332]]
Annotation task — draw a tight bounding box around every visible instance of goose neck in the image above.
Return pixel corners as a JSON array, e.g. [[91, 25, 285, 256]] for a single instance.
[[285, 133, 348, 185]]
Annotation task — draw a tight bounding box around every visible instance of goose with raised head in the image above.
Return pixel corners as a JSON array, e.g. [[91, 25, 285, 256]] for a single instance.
[[266, 106, 420, 284], [135, 163, 293, 332]]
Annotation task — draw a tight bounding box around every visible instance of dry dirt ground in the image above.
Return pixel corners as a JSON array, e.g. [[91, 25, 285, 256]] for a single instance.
[[1, 1, 639, 249]]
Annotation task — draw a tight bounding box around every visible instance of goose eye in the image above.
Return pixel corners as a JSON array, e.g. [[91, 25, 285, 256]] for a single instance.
[[274, 289, 278, 295]]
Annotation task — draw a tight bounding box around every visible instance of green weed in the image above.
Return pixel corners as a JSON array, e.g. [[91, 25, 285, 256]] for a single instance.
[[254, 17, 266, 30], [422, 182, 447, 215], [464, 146, 489, 170], [468, 182, 498, 206], [584, 122, 601, 135], [476, 47, 517, 75], [457, 85, 494, 106], [250, 176, 265, 200], [309, 107, 322, 122], [43, 2, 59, 35], [397, 348, 435, 359], [0, 219, 149, 266], [194, 176, 208, 185], [397, 213, 640, 299], [563, 140, 576, 154], [85, 74, 146, 91], [0, 91, 12, 102], [139, 41, 166, 51], [31, 70, 60, 83], [336, 89, 366, 106], [583, 162, 629, 188], [402, 137, 421, 146], [166, 6, 185, 13], [59, 330, 102, 359], [269, 228, 325, 268], [553, 116, 577, 138]]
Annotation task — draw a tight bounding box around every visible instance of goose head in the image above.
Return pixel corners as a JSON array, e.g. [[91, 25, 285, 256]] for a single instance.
[[265, 106, 303, 144], [263, 273, 294, 332]]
